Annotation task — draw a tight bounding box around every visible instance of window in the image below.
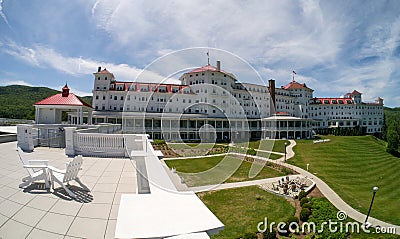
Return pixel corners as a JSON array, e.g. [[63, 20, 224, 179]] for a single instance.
[[114, 96, 117, 100], [120, 96, 124, 100], [95, 95, 99, 99], [103, 96, 106, 100], [105, 77, 107, 80]]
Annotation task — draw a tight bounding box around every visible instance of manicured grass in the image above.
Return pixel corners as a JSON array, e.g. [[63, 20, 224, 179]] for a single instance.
[[255, 151, 282, 160], [197, 186, 295, 239], [237, 139, 290, 153], [165, 155, 284, 187], [166, 143, 218, 150], [288, 135, 400, 225]]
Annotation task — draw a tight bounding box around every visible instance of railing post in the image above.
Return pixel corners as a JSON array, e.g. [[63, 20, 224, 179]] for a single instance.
[[65, 127, 77, 157]]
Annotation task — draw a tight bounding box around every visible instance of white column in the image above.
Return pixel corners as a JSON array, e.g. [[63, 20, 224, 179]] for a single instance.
[[79, 108, 83, 125], [65, 127, 77, 156], [88, 110, 93, 125], [35, 107, 40, 124]]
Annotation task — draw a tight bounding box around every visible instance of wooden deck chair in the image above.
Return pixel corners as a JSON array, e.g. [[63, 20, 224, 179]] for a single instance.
[[18, 147, 50, 189], [48, 155, 90, 198]]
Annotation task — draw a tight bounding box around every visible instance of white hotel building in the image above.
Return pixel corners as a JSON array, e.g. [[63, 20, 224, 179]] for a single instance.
[[90, 62, 383, 141]]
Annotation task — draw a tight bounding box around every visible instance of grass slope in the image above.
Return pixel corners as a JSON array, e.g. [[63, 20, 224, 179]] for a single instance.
[[165, 155, 284, 187], [198, 186, 295, 239], [288, 135, 400, 225]]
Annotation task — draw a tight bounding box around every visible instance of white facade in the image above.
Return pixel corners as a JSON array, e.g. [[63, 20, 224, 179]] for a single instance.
[[91, 63, 383, 140]]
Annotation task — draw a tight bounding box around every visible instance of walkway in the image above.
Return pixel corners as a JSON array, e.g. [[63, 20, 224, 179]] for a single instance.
[[189, 175, 302, 193], [171, 139, 400, 234]]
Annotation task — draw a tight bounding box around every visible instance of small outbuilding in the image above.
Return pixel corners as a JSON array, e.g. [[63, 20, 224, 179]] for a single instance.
[[34, 84, 92, 124]]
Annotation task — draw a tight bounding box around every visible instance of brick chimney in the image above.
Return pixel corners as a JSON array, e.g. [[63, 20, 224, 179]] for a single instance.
[[268, 79, 276, 115]]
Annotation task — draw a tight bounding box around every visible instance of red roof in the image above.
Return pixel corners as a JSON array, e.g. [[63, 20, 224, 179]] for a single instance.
[[311, 98, 354, 105], [189, 64, 220, 73], [351, 90, 362, 95], [96, 68, 112, 74], [34, 86, 92, 108], [129, 82, 193, 94], [275, 111, 290, 116], [94, 68, 115, 78], [282, 80, 312, 90]]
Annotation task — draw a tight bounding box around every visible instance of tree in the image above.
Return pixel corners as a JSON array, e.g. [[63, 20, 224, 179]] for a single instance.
[[386, 123, 399, 154]]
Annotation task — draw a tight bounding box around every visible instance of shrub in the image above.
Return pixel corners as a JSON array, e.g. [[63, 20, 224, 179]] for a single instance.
[[300, 208, 311, 221], [247, 147, 257, 156], [262, 228, 277, 239], [152, 139, 165, 145], [279, 216, 299, 236], [300, 197, 309, 207], [281, 167, 293, 175], [242, 232, 257, 239], [298, 190, 307, 201], [302, 202, 312, 210]]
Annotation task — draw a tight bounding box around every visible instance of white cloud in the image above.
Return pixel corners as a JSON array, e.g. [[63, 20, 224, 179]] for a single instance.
[[1, 40, 179, 84], [0, 79, 32, 86], [89, 0, 343, 70], [0, 0, 11, 29]]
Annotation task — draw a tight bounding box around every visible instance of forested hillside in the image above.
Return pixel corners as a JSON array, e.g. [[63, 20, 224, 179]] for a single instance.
[[0, 85, 92, 120]]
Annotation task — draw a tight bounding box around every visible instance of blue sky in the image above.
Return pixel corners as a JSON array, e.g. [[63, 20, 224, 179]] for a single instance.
[[0, 0, 399, 107]]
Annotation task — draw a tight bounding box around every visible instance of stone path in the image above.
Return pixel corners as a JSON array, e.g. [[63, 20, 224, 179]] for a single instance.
[[173, 139, 399, 234]]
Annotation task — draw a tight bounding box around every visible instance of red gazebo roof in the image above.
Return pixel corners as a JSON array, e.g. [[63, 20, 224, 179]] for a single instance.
[[34, 85, 92, 108]]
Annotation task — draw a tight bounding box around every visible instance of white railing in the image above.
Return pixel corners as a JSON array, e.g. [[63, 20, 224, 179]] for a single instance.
[[72, 132, 145, 158], [74, 133, 126, 157]]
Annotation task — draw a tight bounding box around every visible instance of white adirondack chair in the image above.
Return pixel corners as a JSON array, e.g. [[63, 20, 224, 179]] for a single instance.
[[48, 155, 90, 198], [18, 147, 50, 189]]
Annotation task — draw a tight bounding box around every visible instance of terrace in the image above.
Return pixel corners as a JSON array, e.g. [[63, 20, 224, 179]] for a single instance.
[[0, 141, 136, 238], [0, 124, 223, 238]]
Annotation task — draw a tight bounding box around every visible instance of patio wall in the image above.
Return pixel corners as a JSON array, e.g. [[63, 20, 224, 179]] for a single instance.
[[66, 127, 148, 158]]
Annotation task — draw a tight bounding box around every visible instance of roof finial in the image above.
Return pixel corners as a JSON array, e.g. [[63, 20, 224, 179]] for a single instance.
[[62, 82, 70, 97], [292, 70, 296, 82], [207, 50, 210, 65]]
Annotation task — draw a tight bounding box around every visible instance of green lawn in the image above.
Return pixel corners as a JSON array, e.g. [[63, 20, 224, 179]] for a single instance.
[[237, 139, 290, 153], [166, 142, 218, 150], [255, 151, 282, 160], [288, 135, 400, 225], [164, 155, 284, 187], [198, 186, 295, 239]]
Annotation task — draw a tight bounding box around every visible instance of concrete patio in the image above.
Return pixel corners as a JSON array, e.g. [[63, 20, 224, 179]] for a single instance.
[[0, 141, 137, 238]]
